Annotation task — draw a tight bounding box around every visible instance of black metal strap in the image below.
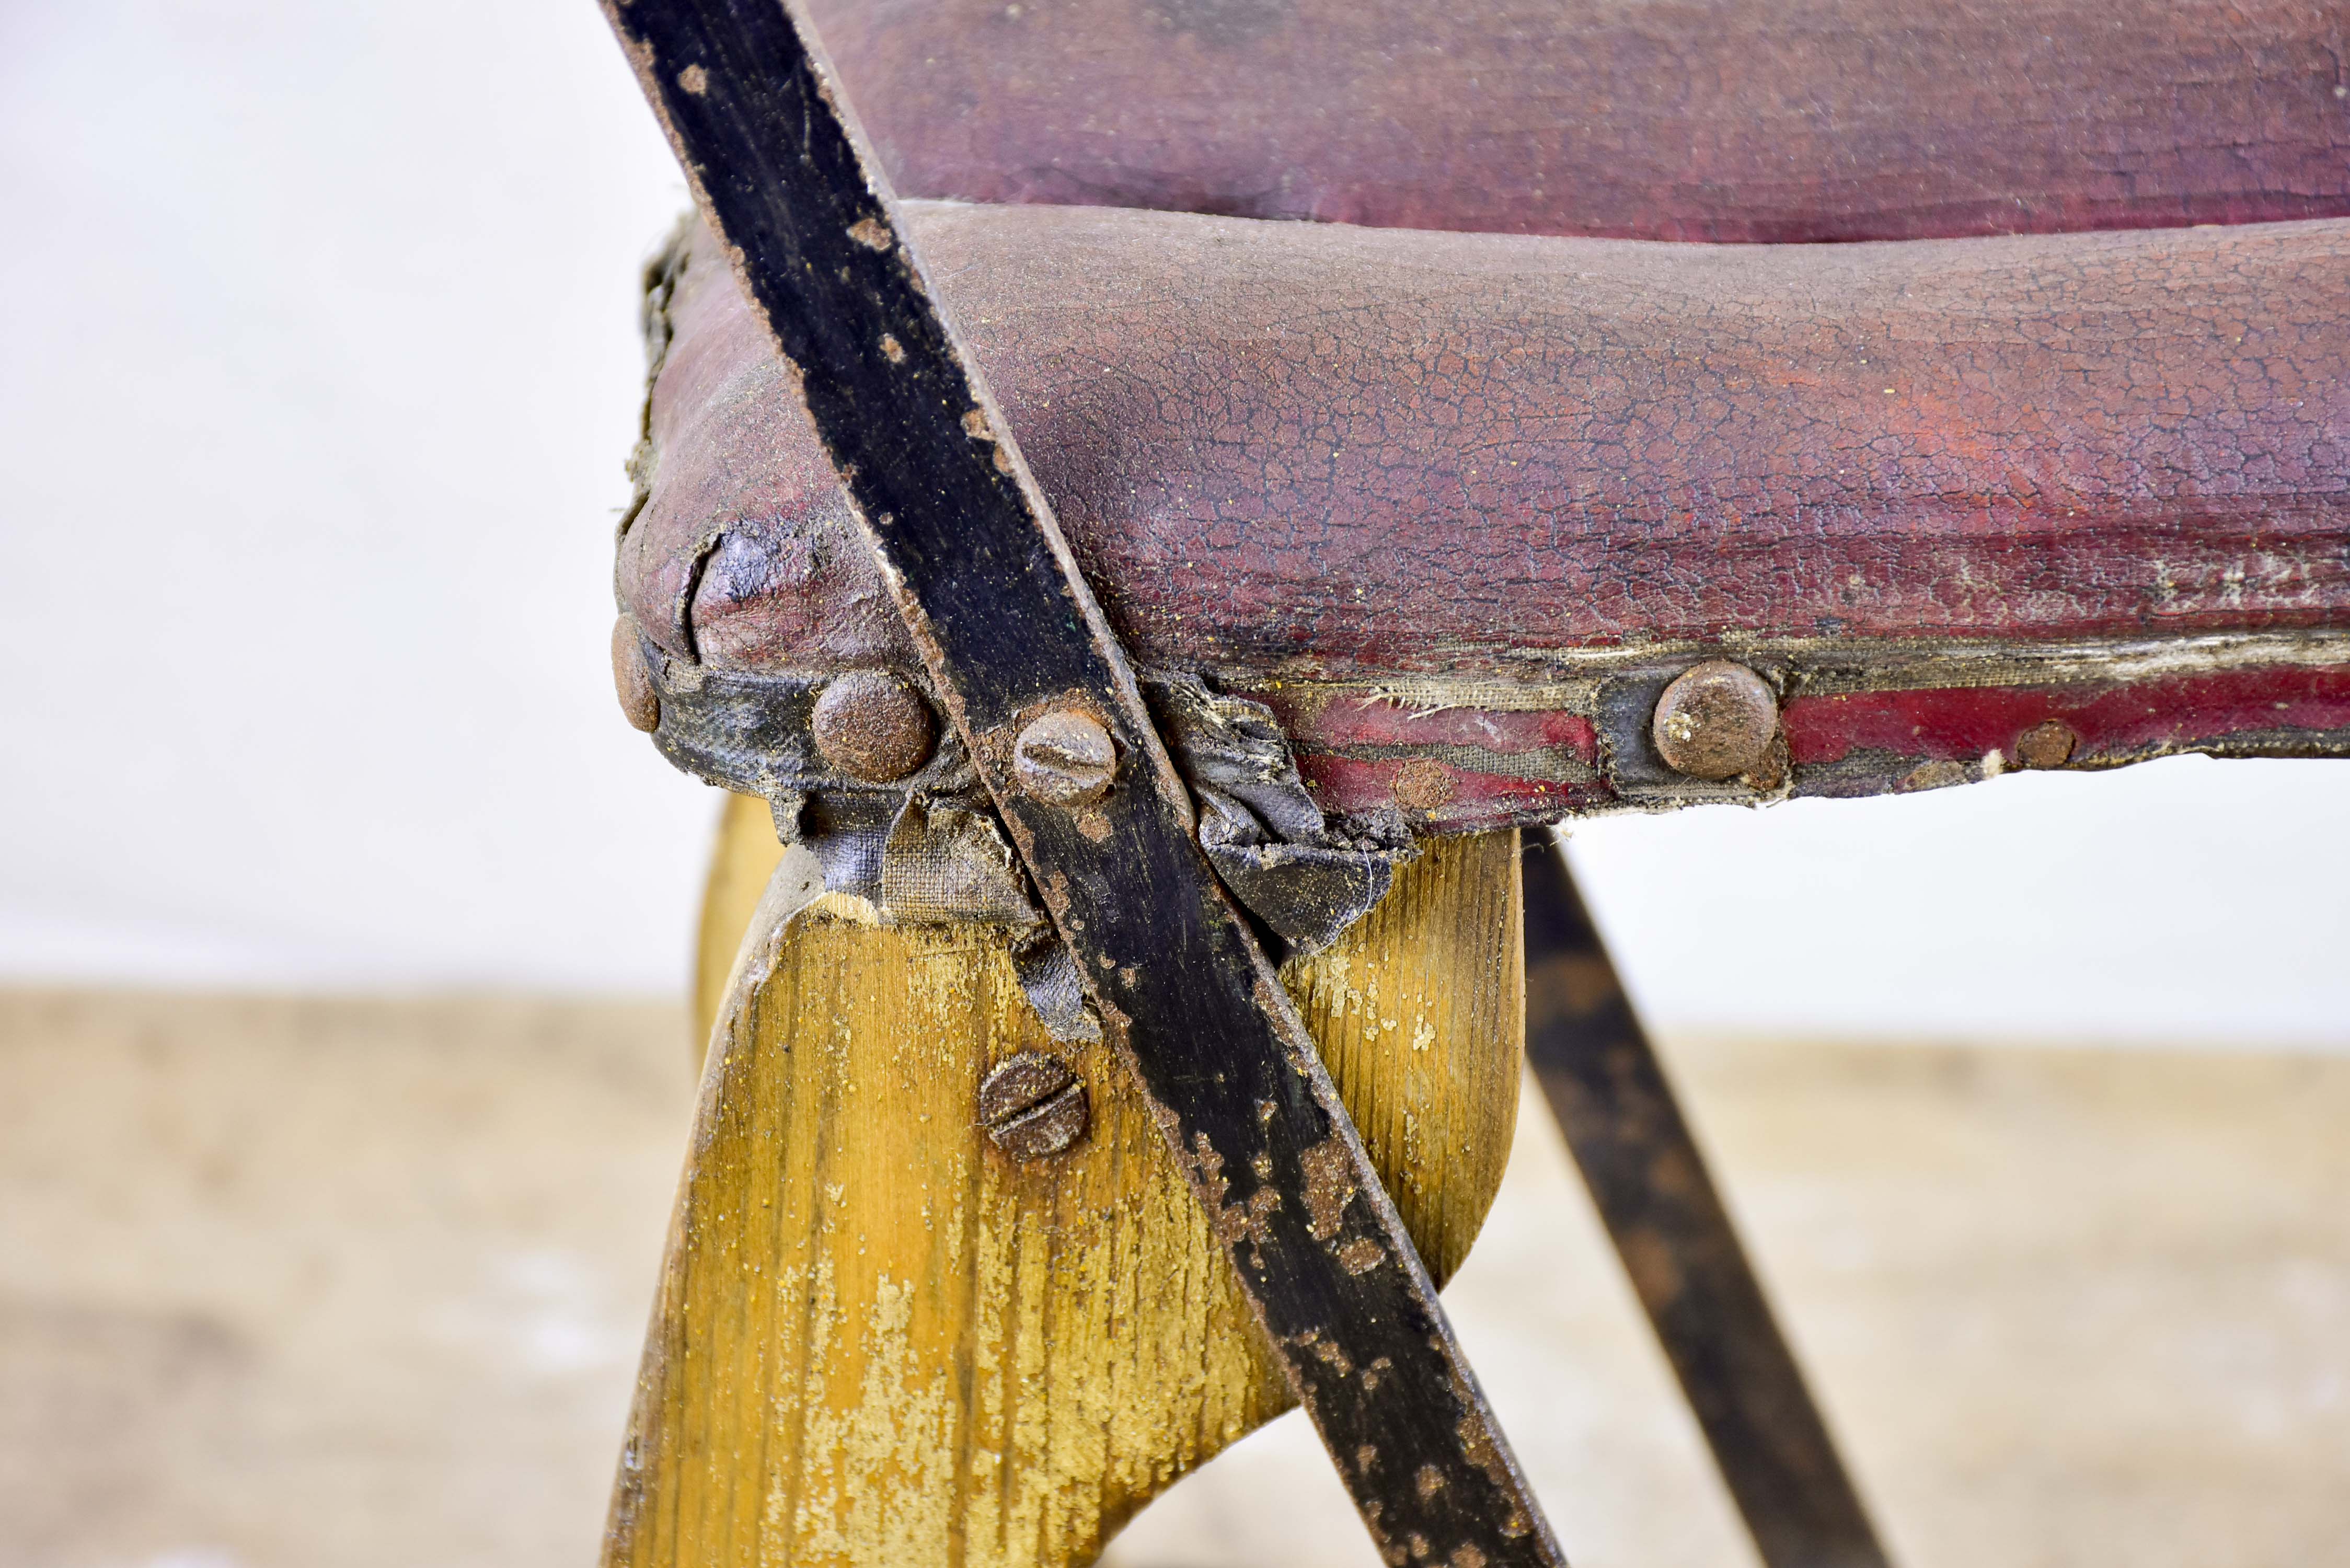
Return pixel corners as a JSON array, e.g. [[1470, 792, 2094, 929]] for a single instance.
[[598, 3, 1564, 1560], [1523, 835, 1890, 1568]]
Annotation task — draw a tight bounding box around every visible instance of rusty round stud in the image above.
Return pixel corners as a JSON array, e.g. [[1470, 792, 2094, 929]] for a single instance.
[[1651, 660, 1780, 781], [977, 1051, 1090, 1160], [810, 669, 935, 783], [1391, 757, 1456, 813], [1012, 709, 1118, 806], [611, 617, 660, 734], [2015, 718, 2079, 769]]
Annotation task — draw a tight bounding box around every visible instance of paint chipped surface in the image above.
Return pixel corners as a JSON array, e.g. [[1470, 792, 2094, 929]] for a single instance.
[[605, 835, 1523, 1566], [1300, 1137, 1358, 1241]]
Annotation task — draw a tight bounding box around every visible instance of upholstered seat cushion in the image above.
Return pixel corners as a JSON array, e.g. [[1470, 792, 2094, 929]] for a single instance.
[[625, 203, 2350, 681], [617, 204, 2350, 825]]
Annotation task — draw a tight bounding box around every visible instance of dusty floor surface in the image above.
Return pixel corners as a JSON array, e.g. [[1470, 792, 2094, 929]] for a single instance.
[[1, 989, 2344, 1568]]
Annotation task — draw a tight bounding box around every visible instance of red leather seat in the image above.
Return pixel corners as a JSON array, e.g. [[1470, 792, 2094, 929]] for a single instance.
[[619, 1, 2350, 826], [811, 0, 2350, 241]]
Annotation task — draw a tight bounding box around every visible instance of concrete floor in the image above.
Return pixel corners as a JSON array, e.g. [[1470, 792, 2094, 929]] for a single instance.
[[2, 989, 2345, 1568]]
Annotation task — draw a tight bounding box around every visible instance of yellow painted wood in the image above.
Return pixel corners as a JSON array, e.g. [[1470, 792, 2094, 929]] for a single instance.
[[613, 804, 1523, 1567]]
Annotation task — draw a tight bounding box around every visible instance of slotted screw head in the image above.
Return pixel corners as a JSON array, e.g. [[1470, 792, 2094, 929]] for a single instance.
[[811, 670, 935, 782], [612, 617, 660, 734], [1013, 710, 1118, 806], [1651, 660, 1780, 781], [977, 1052, 1090, 1160]]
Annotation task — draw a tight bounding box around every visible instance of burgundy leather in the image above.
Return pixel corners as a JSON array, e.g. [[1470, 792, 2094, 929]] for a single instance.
[[621, 204, 2350, 825], [810, 0, 2350, 243], [627, 203, 2350, 681]]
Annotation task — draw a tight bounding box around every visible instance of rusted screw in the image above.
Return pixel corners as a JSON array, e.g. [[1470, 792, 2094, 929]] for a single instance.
[[612, 617, 660, 734], [1651, 660, 1780, 781], [2015, 719, 2078, 769], [1012, 709, 1118, 805], [811, 670, 935, 782], [977, 1052, 1090, 1160]]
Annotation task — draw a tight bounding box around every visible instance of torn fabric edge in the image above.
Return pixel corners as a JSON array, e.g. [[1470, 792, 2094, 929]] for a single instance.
[[638, 632, 1411, 1037], [1143, 674, 1414, 955]]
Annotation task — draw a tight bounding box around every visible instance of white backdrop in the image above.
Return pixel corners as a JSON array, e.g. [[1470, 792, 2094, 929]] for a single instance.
[[3, 0, 2344, 1045]]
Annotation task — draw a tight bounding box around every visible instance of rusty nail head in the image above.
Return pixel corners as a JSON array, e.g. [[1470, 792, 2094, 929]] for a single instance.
[[1652, 660, 1780, 781], [2016, 719, 2078, 769], [1391, 757, 1455, 813], [612, 617, 660, 734], [978, 1051, 1089, 1160], [811, 670, 935, 782], [1013, 709, 1117, 805]]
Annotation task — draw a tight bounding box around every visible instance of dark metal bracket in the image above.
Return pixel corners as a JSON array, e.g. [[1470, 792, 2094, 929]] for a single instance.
[[1524, 833, 1892, 1568]]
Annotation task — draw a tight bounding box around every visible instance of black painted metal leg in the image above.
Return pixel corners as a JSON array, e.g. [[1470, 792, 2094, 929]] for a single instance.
[[1522, 833, 1893, 1568]]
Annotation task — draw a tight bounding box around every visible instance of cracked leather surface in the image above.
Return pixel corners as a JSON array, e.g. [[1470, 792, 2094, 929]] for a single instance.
[[622, 203, 2350, 687], [807, 0, 2350, 243]]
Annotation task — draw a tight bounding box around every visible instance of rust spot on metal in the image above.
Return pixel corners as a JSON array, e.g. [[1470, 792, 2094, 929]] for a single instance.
[[2017, 717, 2079, 768], [1454, 1390, 1533, 1539], [1300, 1137, 1357, 1241], [977, 1051, 1090, 1160], [811, 668, 935, 781], [1013, 708, 1118, 805], [1652, 660, 1780, 780], [1178, 1131, 1276, 1245], [1740, 731, 1793, 791], [1300, 1331, 1354, 1376]]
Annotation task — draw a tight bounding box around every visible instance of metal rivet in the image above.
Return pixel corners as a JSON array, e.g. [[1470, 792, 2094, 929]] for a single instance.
[[811, 670, 935, 782], [1391, 757, 1455, 813], [2015, 719, 2078, 769], [612, 617, 660, 733], [1651, 660, 1779, 781], [977, 1052, 1089, 1160], [1013, 709, 1117, 805]]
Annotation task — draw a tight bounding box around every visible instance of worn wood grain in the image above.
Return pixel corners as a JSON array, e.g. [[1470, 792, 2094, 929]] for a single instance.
[[612, 824, 1523, 1567]]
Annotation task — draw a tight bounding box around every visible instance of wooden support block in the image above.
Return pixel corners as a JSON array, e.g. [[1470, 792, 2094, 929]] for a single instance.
[[614, 802, 1523, 1567]]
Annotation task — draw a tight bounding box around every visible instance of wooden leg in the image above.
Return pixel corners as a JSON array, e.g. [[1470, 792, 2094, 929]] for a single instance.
[[609, 801, 1525, 1567]]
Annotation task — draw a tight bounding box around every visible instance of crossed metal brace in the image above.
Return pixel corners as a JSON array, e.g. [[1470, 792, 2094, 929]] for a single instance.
[[604, 3, 1568, 1556]]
